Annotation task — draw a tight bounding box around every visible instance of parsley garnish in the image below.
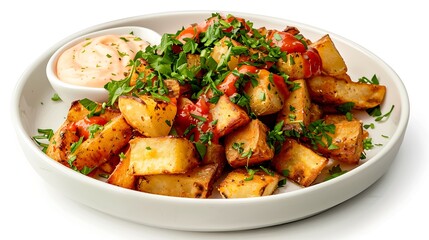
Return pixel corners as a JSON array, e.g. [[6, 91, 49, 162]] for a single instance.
[[285, 120, 337, 150], [358, 74, 379, 85], [325, 165, 347, 181], [87, 124, 103, 138], [51, 93, 62, 102], [267, 120, 286, 153], [32, 128, 54, 153]]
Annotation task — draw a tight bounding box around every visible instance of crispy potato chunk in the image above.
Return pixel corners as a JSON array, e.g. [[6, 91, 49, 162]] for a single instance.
[[276, 52, 307, 80], [201, 144, 227, 180], [128, 136, 199, 175], [210, 95, 251, 138], [118, 95, 176, 137], [245, 69, 286, 116], [211, 36, 241, 70], [277, 79, 311, 130], [136, 164, 218, 198], [71, 115, 133, 171], [317, 115, 364, 164], [218, 168, 280, 198], [46, 121, 80, 166], [310, 34, 347, 76], [107, 149, 136, 190], [307, 75, 386, 109], [66, 100, 120, 123], [224, 119, 274, 168], [272, 138, 328, 187], [309, 103, 323, 123]]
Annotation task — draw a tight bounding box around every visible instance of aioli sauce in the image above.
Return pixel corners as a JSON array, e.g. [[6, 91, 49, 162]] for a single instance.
[[56, 34, 149, 88]]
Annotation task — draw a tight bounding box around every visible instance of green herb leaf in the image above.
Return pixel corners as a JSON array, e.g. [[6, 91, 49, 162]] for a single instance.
[[51, 93, 62, 101], [325, 165, 347, 181]]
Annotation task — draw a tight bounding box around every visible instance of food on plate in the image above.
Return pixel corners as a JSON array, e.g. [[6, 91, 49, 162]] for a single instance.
[[218, 168, 281, 198], [36, 13, 391, 199], [56, 34, 150, 88]]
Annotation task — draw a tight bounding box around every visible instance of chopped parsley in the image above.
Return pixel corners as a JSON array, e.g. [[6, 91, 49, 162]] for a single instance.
[[32, 128, 54, 153]]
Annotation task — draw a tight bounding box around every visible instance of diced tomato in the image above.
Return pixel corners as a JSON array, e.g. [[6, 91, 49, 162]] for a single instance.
[[304, 47, 322, 78], [271, 73, 291, 99], [176, 25, 200, 44], [195, 97, 210, 115], [218, 65, 259, 96], [267, 30, 306, 53], [69, 116, 108, 140], [198, 16, 218, 32], [175, 97, 218, 143], [225, 16, 251, 32]]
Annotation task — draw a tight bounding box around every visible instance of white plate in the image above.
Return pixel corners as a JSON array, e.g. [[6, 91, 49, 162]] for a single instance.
[[12, 11, 409, 231]]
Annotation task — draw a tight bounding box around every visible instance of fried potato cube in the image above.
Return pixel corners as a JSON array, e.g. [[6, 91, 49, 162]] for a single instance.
[[107, 149, 136, 190], [307, 75, 386, 109], [201, 144, 227, 180], [271, 138, 328, 187], [210, 95, 250, 138], [46, 121, 80, 166], [211, 36, 241, 70], [66, 100, 120, 123], [310, 34, 347, 76], [245, 69, 286, 116], [317, 115, 364, 164], [277, 79, 311, 130], [88, 152, 122, 179], [224, 119, 274, 168], [276, 52, 306, 80], [187, 53, 201, 68], [118, 95, 176, 138], [136, 164, 218, 198], [309, 103, 323, 123], [218, 168, 280, 198], [128, 136, 199, 175], [72, 115, 133, 171]]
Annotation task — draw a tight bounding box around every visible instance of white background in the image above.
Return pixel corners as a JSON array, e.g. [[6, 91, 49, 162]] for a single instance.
[[3, 0, 428, 239]]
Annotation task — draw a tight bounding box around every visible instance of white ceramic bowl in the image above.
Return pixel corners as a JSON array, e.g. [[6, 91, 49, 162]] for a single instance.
[[46, 26, 162, 104], [12, 11, 409, 232]]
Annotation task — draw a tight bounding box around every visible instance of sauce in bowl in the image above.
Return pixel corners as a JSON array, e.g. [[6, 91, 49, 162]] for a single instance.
[[56, 34, 149, 88], [47, 26, 162, 104]]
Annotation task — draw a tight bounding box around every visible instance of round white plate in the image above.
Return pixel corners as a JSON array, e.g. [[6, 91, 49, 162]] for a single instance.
[[12, 11, 409, 231]]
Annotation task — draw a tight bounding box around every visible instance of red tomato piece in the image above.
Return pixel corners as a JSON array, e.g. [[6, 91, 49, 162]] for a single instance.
[[218, 65, 258, 96], [267, 31, 306, 53]]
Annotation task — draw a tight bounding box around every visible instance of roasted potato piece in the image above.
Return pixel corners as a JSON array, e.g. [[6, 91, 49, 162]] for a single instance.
[[316, 115, 364, 164], [128, 136, 199, 175], [271, 138, 328, 187], [71, 115, 133, 171], [136, 164, 218, 198], [107, 149, 136, 190], [130, 59, 154, 86], [224, 119, 274, 168], [164, 79, 181, 99], [218, 168, 280, 198], [118, 95, 176, 137], [187, 53, 201, 69], [210, 95, 251, 138], [46, 121, 80, 166], [66, 100, 120, 123], [307, 75, 386, 109], [276, 52, 307, 80], [245, 69, 286, 116], [310, 34, 347, 76], [309, 103, 323, 123], [211, 36, 241, 70], [201, 143, 227, 180], [96, 153, 121, 174], [277, 79, 311, 130]]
